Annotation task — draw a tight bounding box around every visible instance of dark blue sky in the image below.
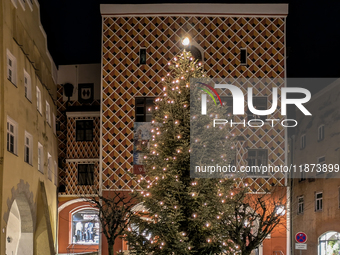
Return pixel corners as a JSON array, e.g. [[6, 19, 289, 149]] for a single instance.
[[39, 1, 340, 78]]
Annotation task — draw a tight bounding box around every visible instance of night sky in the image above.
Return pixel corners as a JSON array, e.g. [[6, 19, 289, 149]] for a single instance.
[[39, 0, 340, 78]]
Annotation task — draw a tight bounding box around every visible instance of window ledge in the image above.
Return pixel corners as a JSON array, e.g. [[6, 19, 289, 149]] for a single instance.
[[24, 161, 33, 167], [25, 97, 32, 104], [7, 150, 18, 157]]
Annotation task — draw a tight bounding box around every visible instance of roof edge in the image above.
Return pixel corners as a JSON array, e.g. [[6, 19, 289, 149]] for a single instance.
[[100, 4, 288, 16]]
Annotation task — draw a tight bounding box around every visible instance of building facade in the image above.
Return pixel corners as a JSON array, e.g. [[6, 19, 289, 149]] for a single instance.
[[291, 79, 340, 255], [99, 4, 289, 255], [56, 64, 101, 254], [0, 0, 58, 254]]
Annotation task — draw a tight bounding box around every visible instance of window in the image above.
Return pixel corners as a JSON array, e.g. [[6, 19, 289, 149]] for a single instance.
[[36, 86, 42, 113], [7, 50, 17, 85], [53, 113, 56, 135], [46, 101, 51, 125], [78, 164, 94, 185], [139, 48, 146, 65], [240, 48, 247, 65], [76, 120, 93, 141], [315, 192, 323, 211], [298, 196, 304, 214], [24, 70, 32, 101], [135, 97, 155, 122], [7, 117, 18, 155], [24, 131, 33, 165], [300, 134, 306, 149], [300, 164, 306, 181], [247, 149, 268, 176], [72, 209, 100, 244], [318, 125, 325, 141], [54, 161, 58, 186], [38, 143, 44, 173], [247, 97, 267, 121], [47, 153, 52, 181]]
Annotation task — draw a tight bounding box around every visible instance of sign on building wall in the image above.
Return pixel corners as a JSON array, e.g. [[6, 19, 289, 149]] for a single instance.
[[133, 122, 152, 175]]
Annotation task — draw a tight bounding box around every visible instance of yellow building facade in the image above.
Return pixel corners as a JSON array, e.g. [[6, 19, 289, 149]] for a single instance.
[[0, 0, 58, 254]]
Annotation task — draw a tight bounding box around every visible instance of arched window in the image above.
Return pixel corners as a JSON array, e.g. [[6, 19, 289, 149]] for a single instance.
[[72, 209, 100, 244], [319, 231, 340, 255]]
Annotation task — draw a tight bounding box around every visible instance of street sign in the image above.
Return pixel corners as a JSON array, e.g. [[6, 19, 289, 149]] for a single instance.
[[295, 243, 307, 250], [295, 232, 307, 243]]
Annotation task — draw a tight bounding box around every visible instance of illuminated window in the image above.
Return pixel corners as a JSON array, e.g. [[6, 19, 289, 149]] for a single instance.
[[72, 209, 100, 244]]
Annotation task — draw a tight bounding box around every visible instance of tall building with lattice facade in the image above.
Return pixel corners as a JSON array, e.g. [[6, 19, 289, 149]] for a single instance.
[[0, 0, 58, 254], [57, 4, 289, 255]]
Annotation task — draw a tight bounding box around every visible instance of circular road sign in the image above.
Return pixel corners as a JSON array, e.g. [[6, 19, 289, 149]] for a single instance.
[[295, 232, 307, 244]]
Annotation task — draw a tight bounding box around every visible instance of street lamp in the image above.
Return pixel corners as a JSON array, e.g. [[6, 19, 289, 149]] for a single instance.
[[182, 37, 190, 46]]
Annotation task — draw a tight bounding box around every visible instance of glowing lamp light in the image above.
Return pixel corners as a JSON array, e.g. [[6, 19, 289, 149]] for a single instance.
[[182, 37, 190, 46]]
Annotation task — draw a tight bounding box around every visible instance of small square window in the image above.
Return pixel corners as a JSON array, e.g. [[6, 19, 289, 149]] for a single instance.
[[36, 87, 42, 113], [300, 134, 306, 149], [78, 164, 94, 185], [7, 50, 17, 85], [38, 143, 44, 173], [76, 120, 93, 141], [315, 192, 323, 211], [24, 131, 33, 165], [46, 101, 51, 125], [318, 125, 325, 141], [7, 117, 18, 155]]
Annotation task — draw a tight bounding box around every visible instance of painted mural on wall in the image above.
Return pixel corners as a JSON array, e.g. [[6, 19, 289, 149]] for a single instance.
[[133, 122, 152, 175]]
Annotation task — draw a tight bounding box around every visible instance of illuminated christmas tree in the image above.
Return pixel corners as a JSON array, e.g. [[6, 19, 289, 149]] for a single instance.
[[126, 49, 238, 255]]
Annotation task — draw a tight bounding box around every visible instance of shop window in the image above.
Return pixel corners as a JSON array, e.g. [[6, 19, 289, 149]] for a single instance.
[[72, 209, 100, 244]]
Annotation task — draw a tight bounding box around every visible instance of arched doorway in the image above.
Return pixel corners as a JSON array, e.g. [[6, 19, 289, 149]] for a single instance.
[[319, 231, 340, 255], [6, 193, 34, 255]]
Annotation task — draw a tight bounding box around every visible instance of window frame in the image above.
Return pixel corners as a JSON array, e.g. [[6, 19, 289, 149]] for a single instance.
[[318, 125, 325, 141], [53, 113, 56, 135], [38, 143, 44, 173], [7, 116, 18, 155], [24, 131, 33, 165], [299, 164, 306, 181], [315, 192, 323, 211], [47, 153, 52, 181], [36, 86, 42, 113], [7, 50, 17, 86], [240, 48, 247, 66], [46, 101, 51, 125], [246, 149, 268, 176], [77, 163, 95, 186], [76, 119, 94, 142], [24, 70, 32, 101], [135, 97, 155, 122], [298, 196, 304, 214], [300, 134, 306, 149], [27, 0, 33, 11], [54, 161, 58, 186]]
